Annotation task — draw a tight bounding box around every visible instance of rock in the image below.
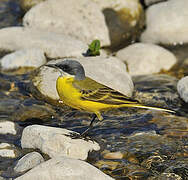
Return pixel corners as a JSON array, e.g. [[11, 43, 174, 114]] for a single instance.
[[32, 57, 133, 101], [92, 0, 144, 48], [0, 143, 11, 149], [21, 125, 100, 160], [116, 43, 177, 75], [0, 49, 46, 70], [177, 76, 188, 103], [103, 151, 124, 160], [144, 0, 166, 6], [15, 157, 114, 180], [0, 143, 16, 158], [0, 27, 87, 59], [14, 152, 44, 173], [0, 121, 18, 135], [141, 0, 188, 45], [23, 0, 110, 47], [19, 0, 45, 11]]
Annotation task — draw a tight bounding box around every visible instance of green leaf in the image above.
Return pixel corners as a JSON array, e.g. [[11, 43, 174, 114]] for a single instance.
[[87, 39, 101, 56]]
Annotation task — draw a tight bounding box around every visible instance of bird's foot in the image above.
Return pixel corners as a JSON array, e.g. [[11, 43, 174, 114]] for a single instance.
[[64, 132, 92, 141]]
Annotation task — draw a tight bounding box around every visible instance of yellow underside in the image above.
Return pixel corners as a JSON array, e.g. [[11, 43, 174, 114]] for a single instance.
[[56, 76, 119, 120], [56, 76, 174, 120]]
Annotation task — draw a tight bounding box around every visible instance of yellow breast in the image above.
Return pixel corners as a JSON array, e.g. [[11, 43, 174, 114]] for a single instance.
[[56, 76, 81, 109], [56, 76, 112, 116]]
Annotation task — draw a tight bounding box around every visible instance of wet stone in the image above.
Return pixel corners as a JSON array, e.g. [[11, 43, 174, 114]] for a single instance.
[[21, 125, 100, 160], [0, 143, 16, 158], [0, 121, 19, 135], [14, 152, 44, 173]]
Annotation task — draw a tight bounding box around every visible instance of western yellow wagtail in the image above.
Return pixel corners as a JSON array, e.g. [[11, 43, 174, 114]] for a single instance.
[[46, 60, 174, 135]]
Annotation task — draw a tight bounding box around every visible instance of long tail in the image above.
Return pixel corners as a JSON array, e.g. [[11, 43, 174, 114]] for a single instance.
[[122, 103, 175, 113]]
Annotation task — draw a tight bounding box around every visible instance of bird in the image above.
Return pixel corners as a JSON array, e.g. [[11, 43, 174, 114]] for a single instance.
[[46, 60, 175, 136]]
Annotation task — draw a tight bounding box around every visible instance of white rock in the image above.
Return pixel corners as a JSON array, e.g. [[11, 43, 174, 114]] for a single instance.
[[0, 143, 17, 158], [23, 0, 110, 46], [0, 143, 11, 149], [32, 57, 133, 101], [14, 152, 44, 173], [0, 27, 87, 59], [177, 76, 188, 103], [1, 49, 46, 70], [141, 0, 188, 45], [15, 157, 114, 180], [116, 43, 177, 75], [21, 125, 100, 160], [0, 121, 17, 135], [0, 149, 15, 158]]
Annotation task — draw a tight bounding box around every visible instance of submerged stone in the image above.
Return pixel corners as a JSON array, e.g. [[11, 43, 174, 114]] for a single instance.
[[21, 125, 100, 160]]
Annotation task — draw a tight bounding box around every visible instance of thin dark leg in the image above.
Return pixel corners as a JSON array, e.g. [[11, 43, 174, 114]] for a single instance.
[[81, 114, 97, 136]]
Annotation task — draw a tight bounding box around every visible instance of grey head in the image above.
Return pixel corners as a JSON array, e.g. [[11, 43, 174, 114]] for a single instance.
[[46, 60, 86, 80]]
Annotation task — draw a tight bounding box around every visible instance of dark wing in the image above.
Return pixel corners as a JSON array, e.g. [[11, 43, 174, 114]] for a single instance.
[[73, 77, 139, 105]]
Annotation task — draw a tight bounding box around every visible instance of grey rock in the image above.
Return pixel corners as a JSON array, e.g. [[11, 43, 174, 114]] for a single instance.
[[141, 0, 188, 45], [177, 76, 188, 103], [32, 57, 134, 101], [21, 125, 100, 160], [15, 157, 114, 180], [23, 0, 110, 46], [1, 49, 46, 70], [14, 152, 44, 173], [0, 27, 87, 59], [116, 43, 176, 75]]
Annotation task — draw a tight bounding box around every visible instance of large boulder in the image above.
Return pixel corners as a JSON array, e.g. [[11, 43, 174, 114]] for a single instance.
[[0, 27, 87, 59], [23, 0, 110, 46], [141, 0, 188, 45], [32, 57, 134, 101], [15, 157, 114, 180], [116, 43, 177, 75], [21, 125, 100, 160]]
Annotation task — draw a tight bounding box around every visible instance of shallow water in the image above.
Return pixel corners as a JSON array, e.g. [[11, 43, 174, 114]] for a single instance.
[[0, 0, 188, 179]]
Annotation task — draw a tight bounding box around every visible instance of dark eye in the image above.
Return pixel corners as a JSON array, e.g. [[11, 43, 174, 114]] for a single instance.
[[61, 65, 70, 72]]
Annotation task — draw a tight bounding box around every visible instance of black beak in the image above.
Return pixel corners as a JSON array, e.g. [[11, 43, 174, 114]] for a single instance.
[[45, 64, 58, 69]]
